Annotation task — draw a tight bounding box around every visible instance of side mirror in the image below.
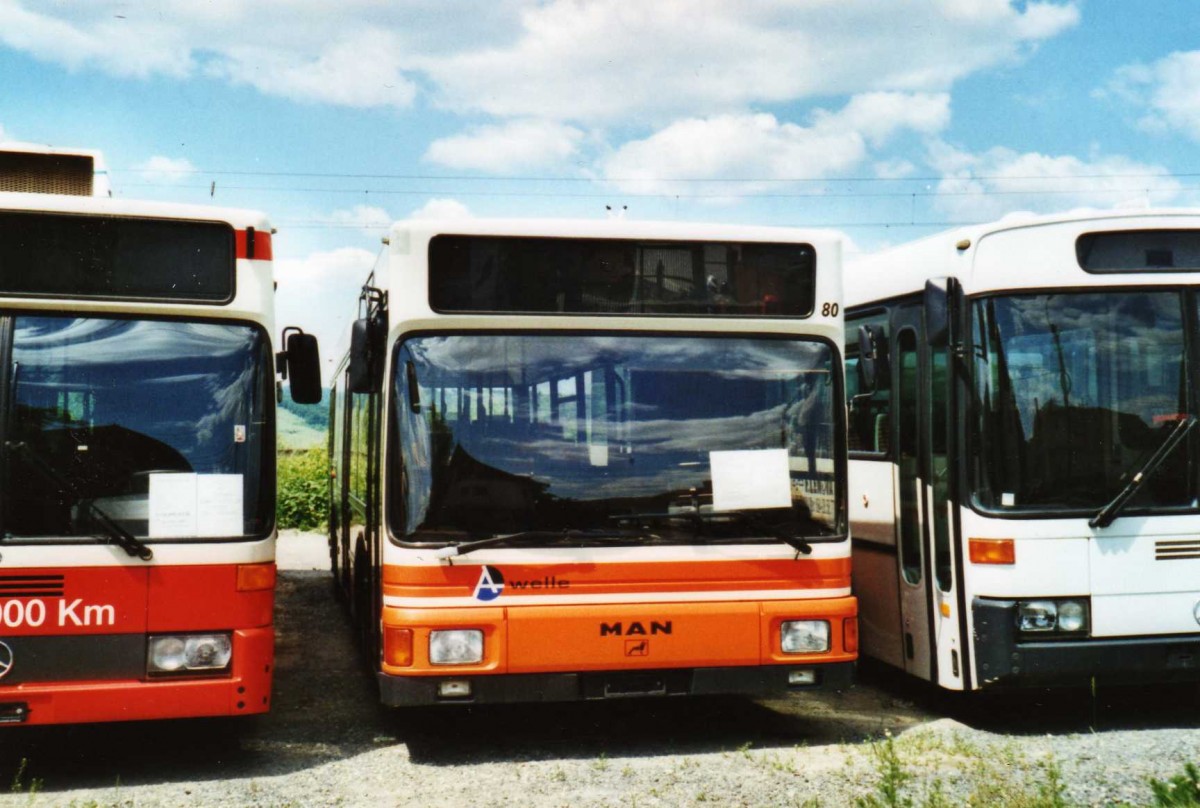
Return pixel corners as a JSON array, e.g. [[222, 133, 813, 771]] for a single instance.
[[348, 316, 384, 394], [281, 329, 322, 404], [924, 276, 962, 349], [856, 324, 889, 395]]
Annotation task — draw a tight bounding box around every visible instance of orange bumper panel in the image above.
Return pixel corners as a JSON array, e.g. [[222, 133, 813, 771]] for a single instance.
[[381, 596, 857, 677]]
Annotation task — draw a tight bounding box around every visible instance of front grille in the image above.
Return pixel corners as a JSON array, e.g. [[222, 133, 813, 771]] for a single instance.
[[0, 152, 94, 195], [1155, 539, 1200, 561], [0, 575, 65, 598]]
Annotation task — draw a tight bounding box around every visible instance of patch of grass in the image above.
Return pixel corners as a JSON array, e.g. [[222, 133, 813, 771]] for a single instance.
[[10, 758, 43, 798], [854, 732, 1073, 808], [1150, 762, 1200, 808]]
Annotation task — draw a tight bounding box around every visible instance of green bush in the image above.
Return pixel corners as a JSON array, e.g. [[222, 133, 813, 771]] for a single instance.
[[277, 446, 329, 531]]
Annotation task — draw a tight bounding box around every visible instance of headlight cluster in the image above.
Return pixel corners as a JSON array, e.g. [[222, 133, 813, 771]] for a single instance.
[[429, 629, 484, 665], [781, 620, 830, 654], [1016, 599, 1089, 635], [147, 633, 233, 674]]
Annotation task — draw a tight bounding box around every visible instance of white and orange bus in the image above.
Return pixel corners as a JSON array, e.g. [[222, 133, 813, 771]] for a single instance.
[[328, 218, 856, 706], [846, 209, 1200, 691], [0, 188, 320, 725]]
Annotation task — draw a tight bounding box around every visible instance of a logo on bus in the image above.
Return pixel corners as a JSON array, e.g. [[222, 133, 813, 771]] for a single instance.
[[1194, 600, 1200, 627], [0, 642, 13, 680], [473, 566, 505, 602]]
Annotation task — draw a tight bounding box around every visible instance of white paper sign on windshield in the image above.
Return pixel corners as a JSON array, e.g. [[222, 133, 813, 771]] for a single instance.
[[149, 473, 199, 538], [709, 449, 792, 512], [197, 474, 244, 537], [149, 473, 245, 538]]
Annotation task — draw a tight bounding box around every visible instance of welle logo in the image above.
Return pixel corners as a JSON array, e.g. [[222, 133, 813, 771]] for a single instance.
[[471, 566, 571, 601], [473, 566, 505, 602]]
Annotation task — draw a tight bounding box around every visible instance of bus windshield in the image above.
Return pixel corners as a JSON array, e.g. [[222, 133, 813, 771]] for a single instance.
[[1, 315, 273, 540], [391, 334, 842, 544], [971, 290, 1197, 513]]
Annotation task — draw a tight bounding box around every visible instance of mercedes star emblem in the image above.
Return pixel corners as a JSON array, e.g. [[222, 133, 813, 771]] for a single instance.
[[0, 642, 13, 681], [1194, 600, 1200, 628]]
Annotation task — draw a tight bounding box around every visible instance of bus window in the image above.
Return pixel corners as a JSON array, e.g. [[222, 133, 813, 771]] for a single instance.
[[845, 312, 890, 454]]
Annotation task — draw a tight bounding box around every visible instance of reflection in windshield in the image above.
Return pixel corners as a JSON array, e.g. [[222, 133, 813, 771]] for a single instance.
[[390, 335, 843, 544], [972, 292, 1196, 512], [2, 316, 272, 539]]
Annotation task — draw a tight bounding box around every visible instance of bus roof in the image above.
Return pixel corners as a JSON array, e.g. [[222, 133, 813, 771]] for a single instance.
[[390, 216, 845, 246], [0, 191, 271, 231], [847, 207, 1200, 305]]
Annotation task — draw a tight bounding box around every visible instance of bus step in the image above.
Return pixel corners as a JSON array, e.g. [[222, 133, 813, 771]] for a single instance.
[[0, 703, 30, 724]]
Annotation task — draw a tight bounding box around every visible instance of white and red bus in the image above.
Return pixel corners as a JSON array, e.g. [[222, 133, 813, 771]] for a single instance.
[[845, 209, 1200, 691], [0, 190, 319, 725], [329, 218, 856, 706]]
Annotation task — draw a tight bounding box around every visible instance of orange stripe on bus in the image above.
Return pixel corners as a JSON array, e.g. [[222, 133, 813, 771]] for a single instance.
[[381, 557, 850, 599]]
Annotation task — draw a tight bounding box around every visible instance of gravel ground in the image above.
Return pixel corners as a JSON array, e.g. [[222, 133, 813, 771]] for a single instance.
[[0, 532, 1196, 807]]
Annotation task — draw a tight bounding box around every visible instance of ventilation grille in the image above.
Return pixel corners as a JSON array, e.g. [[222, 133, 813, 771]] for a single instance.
[[0, 575, 65, 598], [1156, 539, 1200, 561], [0, 151, 94, 195]]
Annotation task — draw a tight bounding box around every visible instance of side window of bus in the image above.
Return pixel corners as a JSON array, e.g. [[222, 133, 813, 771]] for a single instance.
[[330, 376, 347, 521], [845, 311, 891, 455], [349, 391, 371, 506]]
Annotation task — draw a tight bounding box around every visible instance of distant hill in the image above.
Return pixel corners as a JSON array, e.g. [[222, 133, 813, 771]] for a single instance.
[[278, 389, 329, 451], [278, 408, 326, 451]]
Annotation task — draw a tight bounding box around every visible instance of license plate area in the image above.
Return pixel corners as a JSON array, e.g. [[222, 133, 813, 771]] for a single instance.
[[582, 670, 692, 699], [0, 703, 30, 724]]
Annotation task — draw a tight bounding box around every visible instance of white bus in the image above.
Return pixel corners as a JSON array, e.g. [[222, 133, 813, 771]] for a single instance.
[[0, 191, 319, 725], [846, 209, 1200, 691], [328, 218, 857, 706]]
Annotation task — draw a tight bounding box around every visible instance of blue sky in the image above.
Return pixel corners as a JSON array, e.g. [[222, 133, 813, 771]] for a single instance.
[[2, 1, 1199, 361]]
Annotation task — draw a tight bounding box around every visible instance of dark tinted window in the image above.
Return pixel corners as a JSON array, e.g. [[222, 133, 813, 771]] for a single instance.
[[2, 315, 272, 539], [1077, 230, 1200, 273], [429, 235, 816, 316], [0, 212, 234, 302], [390, 334, 842, 545], [971, 292, 1194, 513]]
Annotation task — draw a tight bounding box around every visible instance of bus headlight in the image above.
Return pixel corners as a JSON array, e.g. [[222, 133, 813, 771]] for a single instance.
[[1016, 599, 1089, 635], [429, 630, 484, 665], [147, 633, 233, 674], [781, 620, 830, 654]]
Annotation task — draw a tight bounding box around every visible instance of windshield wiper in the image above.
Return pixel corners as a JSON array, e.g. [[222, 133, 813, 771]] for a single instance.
[[1089, 415, 1197, 529], [3, 441, 154, 561], [609, 510, 821, 555], [432, 528, 656, 560]]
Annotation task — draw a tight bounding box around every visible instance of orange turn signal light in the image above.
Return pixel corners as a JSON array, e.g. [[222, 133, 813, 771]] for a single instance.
[[968, 538, 1015, 565], [236, 563, 277, 591], [384, 628, 414, 667], [842, 617, 859, 655]]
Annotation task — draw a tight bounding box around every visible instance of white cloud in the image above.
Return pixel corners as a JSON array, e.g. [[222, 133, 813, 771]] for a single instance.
[[409, 199, 473, 219], [926, 141, 1183, 221], [427, 1, 1077, 123], [329, 205, 394, 236], [206, 31, 418, 108], [0, 1, 1077, 118], [136, 156, 196, 184], [275, 247, 377, 376], [425, 120, 585, 173], [1104, 51, 1200, 142], [601, 93, 949, 195]]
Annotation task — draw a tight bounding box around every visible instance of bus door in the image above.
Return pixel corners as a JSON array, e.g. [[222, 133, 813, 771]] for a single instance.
[[892, 303, 966, 686], [926, 315, 964, 690], [891, 306, 932, 680]]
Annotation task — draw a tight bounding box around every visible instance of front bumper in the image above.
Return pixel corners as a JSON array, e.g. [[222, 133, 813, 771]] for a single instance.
[[379, 661, 855, 706], [0, 627, 273, 726], [973, 598, 1200, 688]]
